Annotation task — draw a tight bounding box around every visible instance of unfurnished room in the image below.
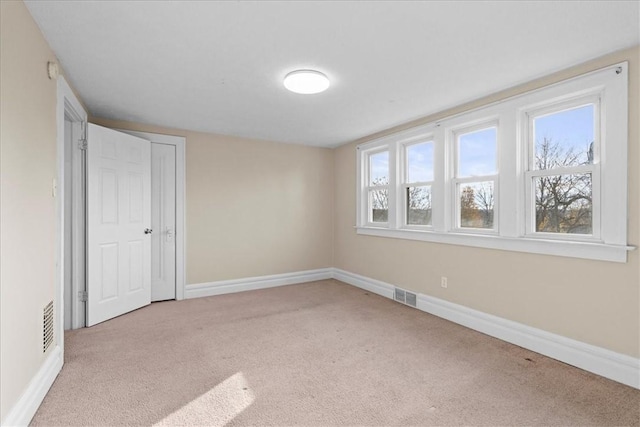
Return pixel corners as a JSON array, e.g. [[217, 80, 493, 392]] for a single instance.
[[1, 1, 639, 426]]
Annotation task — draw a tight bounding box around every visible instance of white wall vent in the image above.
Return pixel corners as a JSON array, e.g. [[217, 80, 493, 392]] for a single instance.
[[394, 287, 417, 308], [43, 301, 54, 353]]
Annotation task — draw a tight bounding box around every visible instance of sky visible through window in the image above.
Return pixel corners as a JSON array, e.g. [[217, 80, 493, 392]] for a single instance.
[[458, 127, 497, 177], [534, 104, 594, 165], [370, 151, 389, 185], [371, 105, 593, 184], [407, 142, 433, 182]]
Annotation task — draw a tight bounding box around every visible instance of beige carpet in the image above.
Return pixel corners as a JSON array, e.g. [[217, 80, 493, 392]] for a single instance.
[[31, 279, 639, 426]]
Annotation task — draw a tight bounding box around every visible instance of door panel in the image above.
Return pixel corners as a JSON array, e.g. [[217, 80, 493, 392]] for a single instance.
[[99, 243, 118, 300], [151, 143, 176, 301], [87, 124, 151, 326]]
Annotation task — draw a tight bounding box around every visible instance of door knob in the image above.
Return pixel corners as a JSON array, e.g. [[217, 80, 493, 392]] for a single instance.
[[144, 228, 153, 234]]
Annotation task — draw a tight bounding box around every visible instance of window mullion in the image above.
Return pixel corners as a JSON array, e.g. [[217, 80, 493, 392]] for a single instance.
[[388, 142, 399, 229], [433, 126, 447, 232], [499, 114, 519, 237]]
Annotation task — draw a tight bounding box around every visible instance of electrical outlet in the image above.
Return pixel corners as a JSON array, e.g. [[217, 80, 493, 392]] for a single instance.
[[441, 276, 448, 288]]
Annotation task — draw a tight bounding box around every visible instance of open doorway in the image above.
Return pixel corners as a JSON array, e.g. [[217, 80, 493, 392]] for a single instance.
[[56, 76, 87, 348], [61, 113, 86, 330], [57, 77, 186, 335], [116, 129, 186, 302]]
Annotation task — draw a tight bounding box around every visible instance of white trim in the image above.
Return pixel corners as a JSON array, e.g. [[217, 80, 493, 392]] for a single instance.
[[114, 129, 187, 301], [185, 268, 333, 299], [332, 268, 640, 389], [522, 94, 601, 240], [1, 346, 62, 427], [355, 226, 633, 262], [56, 77, 88, 338], [331, 269, 394, 300], [69, 121, 86, 330]]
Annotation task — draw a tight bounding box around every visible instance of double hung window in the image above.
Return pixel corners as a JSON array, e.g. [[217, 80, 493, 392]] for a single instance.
[[366, 149, 390, 224], [525, 100, 599, 238], [452, 124, 498, 231], [403, 140, 434, 227], [356, 63, 630, 262]]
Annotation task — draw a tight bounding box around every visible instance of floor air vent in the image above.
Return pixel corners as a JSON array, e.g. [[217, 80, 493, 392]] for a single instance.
[[43, 301, 54, 353], [394, 287, 417, 308], [405, 291, 417, 307]]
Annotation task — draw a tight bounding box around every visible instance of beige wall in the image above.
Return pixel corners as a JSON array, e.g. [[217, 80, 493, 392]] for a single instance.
[[333, 46, 640, 358], [91, 118, 334, 285], [0, 1, 60, 421]]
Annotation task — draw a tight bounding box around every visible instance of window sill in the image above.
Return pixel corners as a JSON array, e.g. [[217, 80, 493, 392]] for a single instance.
[[355, 226, 634, 263]]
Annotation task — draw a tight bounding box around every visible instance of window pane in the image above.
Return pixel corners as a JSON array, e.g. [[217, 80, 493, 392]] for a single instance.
[[369, 151, 389, 186], [369, 188, 388, 222], [535, 173, 592, 234], [458, 127, 497, 177], [459, 181, 494, 229], [407, 185, 432, 226], [406, 142, 434, 183], [534, 104, 595, 170]]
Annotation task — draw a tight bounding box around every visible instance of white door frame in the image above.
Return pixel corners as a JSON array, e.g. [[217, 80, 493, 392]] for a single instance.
[[56, 76, 88, 350], [115, 129, 186, 300]]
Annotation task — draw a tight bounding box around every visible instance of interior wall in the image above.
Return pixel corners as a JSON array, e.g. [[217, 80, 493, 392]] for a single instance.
[[91, 118, 334, 285], [0, 1, 60, 421], [333, 46, 640, 359]]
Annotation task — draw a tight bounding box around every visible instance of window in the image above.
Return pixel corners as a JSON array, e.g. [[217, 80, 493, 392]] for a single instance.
[[356, 63, 630, 262], [526, 101, 598, 238], [366, 149, 389, 224], [403, 141, 433, 227], [452, 125, 498, 231]]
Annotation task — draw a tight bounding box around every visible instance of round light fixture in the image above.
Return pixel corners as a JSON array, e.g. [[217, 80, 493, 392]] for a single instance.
[[283, 70, 330, 94]]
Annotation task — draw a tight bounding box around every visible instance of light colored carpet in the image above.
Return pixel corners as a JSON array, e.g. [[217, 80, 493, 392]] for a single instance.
[[31, 279, 639, 426]]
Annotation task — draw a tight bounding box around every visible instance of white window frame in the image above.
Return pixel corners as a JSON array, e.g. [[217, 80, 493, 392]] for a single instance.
[[355, 62, 632, 262], [523, 95, 601, 241], [401, 137, 435, 230], [362, 146, 392, 227], [450, 120, 500, 234]]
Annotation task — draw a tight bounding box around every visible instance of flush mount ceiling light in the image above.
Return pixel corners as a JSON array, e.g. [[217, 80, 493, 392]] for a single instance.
[[283, 70, 330, 94]]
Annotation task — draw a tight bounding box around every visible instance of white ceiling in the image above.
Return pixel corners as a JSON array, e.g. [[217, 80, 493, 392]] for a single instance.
[[26, 1, 639, 148]]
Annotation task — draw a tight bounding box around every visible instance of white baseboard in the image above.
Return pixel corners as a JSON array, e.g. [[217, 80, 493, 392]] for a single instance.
[[185, 268, 333, 299], [1, 345, 62, 427], [332, 268, 640, 389]]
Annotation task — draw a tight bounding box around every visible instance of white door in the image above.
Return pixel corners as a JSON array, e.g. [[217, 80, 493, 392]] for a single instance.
[[151, 143, 176, 301], [86, 124, 152, 326]]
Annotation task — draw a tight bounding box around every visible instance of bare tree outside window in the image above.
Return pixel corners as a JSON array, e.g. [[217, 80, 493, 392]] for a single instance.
[[370, 176, 389, 222], [407, 185, 432, 225], [459, 182, 494, 228], [475, 182, 494, 228], [534, 137, 592, 234]]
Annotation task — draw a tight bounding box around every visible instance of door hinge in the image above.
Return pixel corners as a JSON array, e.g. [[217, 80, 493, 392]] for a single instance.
[[78, 139, 87, 151], [78, 290, 88, 302]]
